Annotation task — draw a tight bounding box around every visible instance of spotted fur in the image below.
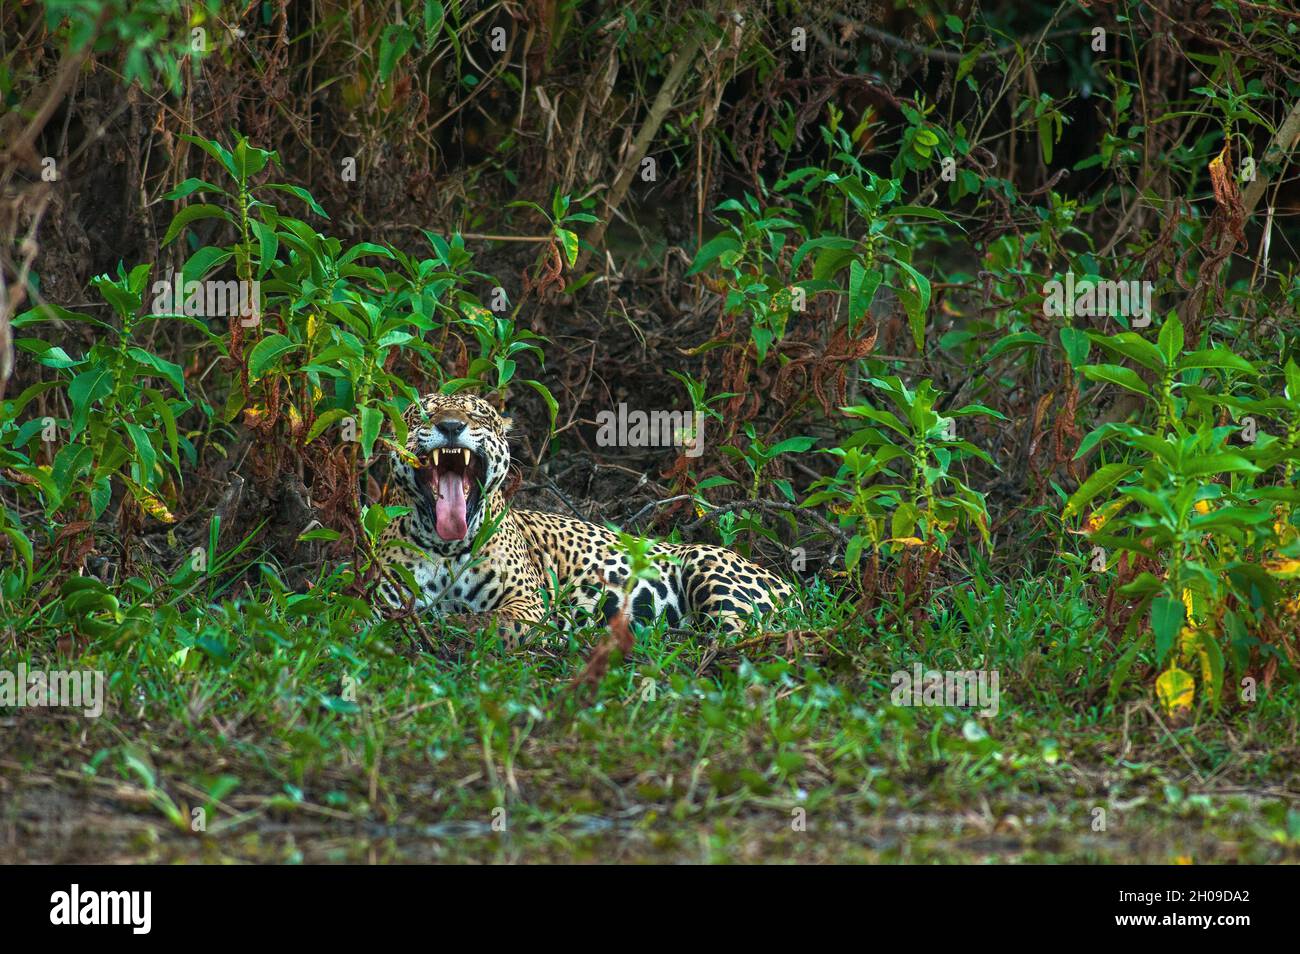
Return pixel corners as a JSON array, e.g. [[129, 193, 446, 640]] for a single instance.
[[378, 392, 795, 643]]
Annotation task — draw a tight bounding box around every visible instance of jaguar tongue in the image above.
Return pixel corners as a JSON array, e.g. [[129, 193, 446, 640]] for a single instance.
[[435, 470, 468, 540]]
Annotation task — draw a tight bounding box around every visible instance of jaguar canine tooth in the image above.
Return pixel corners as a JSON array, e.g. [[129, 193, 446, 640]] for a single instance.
[[432, 448, 441, 466], [461, 448, 470, 466]]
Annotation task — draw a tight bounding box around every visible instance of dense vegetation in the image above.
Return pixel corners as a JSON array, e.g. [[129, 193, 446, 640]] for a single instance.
[[2, 0, 1298, 862]]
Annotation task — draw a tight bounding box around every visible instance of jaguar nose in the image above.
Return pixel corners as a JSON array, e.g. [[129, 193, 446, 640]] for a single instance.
[[436, 419, 467, 440]]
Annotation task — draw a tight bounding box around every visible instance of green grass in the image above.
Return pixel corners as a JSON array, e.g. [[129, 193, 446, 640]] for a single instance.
[[4, 556, 1298, 864]]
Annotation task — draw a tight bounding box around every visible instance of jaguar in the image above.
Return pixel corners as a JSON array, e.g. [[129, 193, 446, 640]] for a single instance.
[[377, 391, 795, 643]]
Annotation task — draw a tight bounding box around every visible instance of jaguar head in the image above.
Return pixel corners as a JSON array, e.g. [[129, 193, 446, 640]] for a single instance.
[[392, 391, 512, 552]]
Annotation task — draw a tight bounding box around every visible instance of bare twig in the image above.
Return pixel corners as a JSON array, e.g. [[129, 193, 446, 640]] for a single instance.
[[575, 25, 705, 271]]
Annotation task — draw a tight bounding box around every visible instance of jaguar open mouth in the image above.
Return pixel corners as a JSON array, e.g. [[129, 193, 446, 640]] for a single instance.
[[415, 447, 483, 541]]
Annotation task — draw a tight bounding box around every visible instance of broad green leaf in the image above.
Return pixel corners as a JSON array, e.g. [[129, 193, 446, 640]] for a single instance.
[[1178, 349, 1256, 374], [68, 367, 113, 430], [2, 526, 33, 578], [1059, 326, 1090, 368], [848, 259, 874, 323], [1180, 453, 1261, 478], [892, 259, 931, 351], [247, 334, 300, 378], [687, 234, 740, 275], [162, 178, 228, 200], [180, 135, 237, 179], [263, 183, 329, 218], [844, 535, 866, 571], [162, 204, 232, 246], [1081, 363, 1150, 397], [13, 303, 115, 332], [127, 348, 186, 395], [986, 331, 1047, 361], [768, 436, 816, 456], [124, 422, 158, 483], [1157, 315, 1184, 365], [378, 24, 417, 84], [1089, 331, 1166, 371], [791, 235, 855, 271], [1063, 463, 1135, 519], [306, 408, 353, 444], [358, 405, 383, 457], [1150, 595, 1185, 664]]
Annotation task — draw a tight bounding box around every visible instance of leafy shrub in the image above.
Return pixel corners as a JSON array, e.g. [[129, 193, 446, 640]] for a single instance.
[[1064, 315, 1298, 712]]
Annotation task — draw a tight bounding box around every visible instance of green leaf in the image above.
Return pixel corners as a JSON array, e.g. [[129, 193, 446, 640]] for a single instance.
[[523, 379, 559, 430], [791, 235, 855, 272], [90, 476, 112, 519], [844, 535, 866, 572], [556, 228, 579, 268], [124, 422, 158, 483], [1089, 331, 1167, 372], [1178, 349, 1257, 374], [1150, 594, 1185, 664], [162, 204, 232, 246], [127, 348, 186, 395], [1063, 463, 1136, 519], [1180, 453, 1261, 478], [20, 340, 81, 369], [162, 178, 228, 200], [13, 303, 115, 333], [1285, 360, 1300, 401], [1107, 630, 1146, 702], [262, 183, 328, 218], [68, 367, 113, 430], [842, 404, 908, 437], [247, 334, 300, 378], [2, 522, 33, 578], [232, 139, 274, 180], [1081, 363, 1150, 397], [848, 259, 869, 323], [180, 135, 238, 179], [143, 389, 181, 468], [886, 204, 959, 225], [306, 408, 353, 444], [985, 331, 1047, 361], [892, 259, 931, 351], [949, 402, 1007, 420], [768, 436, 816, 456], [687, 234, 740, 276], [358, 405, 383, 458], [250, 218, 279, 277], [179, 246, 233, 287], [1157, 315, 1184, 365], [424, 0, 445, 34], [378, 24, 417, 84]]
